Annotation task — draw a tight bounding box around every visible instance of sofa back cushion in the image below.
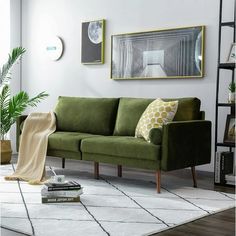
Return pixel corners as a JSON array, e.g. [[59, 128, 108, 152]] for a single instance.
[[113, 97, 201, 136], [54, 96, 119, 135], [113, 98, 153, 136]]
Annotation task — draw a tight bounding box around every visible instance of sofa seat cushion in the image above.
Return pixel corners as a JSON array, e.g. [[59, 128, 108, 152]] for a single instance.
[[81, 136, 161, 161], [48, 132, 98, 152]]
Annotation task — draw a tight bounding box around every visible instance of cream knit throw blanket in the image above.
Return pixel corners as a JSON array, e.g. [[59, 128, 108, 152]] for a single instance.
[[5, 112, 56, 184]]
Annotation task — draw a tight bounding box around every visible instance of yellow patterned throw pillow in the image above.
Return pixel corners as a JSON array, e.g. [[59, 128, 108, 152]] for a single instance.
[[135, 98, 178, 141]]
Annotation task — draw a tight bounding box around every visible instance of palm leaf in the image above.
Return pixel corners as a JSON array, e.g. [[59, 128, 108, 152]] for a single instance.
[[0, 47, 49, 139], [5, 91, 49, 135], [27, 92, 49, 107], [0, 85, 11, 139], [0, 47, 26, 85], [8, 91, 29, 122], [0, 85, 10, 110]]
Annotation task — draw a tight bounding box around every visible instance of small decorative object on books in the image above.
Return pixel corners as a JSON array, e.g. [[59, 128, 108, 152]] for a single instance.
[[81, 19, 105, 64], [227, 43, 236, 63], [228, 81, 235, 103], [41, 180, 83, 203], [223, 115, 235, 144]]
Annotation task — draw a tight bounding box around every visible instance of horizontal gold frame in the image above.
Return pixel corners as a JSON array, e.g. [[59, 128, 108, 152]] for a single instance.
[[110, 25, 205, 80]]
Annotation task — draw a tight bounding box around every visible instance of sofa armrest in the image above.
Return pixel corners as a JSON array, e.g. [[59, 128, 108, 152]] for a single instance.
[[16, 115, 28, 152], [161, 120, 211, 171]]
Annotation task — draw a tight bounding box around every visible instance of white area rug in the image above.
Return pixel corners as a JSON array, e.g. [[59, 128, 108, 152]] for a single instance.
[[0, 164, 235, 236]]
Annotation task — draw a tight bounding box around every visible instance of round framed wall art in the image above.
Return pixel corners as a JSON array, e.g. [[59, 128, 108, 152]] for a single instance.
[[46, 36, 64, 61]]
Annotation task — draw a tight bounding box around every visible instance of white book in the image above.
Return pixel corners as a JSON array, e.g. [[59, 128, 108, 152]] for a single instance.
[[226, 180, 236, 186], [225, 174, 235, 182], [41, 188, 83, 198], [215, 152, 221, 183]]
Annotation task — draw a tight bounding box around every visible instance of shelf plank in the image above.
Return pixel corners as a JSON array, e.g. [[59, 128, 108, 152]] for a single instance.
[[217, 103, 235, 107], [216, 142, 235, 148], [219, 63, 235, 70], [220, 21, 235, 27], [214, 183, 235, 187]]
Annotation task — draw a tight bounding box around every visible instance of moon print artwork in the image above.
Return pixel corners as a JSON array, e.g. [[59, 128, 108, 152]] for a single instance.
[[88, 21, 103, 44], [81, 20, 105, 64]]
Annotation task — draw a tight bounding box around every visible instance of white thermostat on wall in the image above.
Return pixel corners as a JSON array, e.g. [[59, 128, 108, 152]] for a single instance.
[[46, 36, 63, 61]]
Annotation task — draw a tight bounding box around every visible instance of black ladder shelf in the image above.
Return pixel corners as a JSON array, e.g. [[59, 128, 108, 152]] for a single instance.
[[214, 0, 235, 186]]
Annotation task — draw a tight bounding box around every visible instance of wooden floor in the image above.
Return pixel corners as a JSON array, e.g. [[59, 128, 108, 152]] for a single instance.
[[149, 166, 235, 236], [151, 208, 235, 236], [1, 155, 235, 236]]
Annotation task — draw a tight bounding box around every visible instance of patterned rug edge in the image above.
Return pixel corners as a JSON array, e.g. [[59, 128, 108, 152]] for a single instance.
[[0, 224, 32, 236], [147, 205, 235, 236]]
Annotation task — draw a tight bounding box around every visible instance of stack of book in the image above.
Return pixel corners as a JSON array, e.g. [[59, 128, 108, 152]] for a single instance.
[[215, 151, 235, 185], [225, 174, 235, 186], [41, 180, 83, 203]]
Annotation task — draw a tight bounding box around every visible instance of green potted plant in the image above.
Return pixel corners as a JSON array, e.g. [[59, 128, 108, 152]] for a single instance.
[[0, 47, 48, 164], [228, 81, 235, 103]]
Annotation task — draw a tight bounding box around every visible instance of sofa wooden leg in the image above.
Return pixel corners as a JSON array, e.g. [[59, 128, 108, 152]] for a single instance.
[[62, 158, 65, 169], [118, 165, 122, 177], [156, 170, 161, 193], [191, 166, 197, 188], [94, 162, 99, 179]]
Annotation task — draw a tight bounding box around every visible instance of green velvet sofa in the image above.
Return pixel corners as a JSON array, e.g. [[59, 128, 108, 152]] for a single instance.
[[16, 96, 211, 193]]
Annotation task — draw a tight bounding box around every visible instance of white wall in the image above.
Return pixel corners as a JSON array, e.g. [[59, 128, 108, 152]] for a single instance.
[[9, 0, 22, 152], [19, 0, 235, 171], [0, 0, 10, 65]]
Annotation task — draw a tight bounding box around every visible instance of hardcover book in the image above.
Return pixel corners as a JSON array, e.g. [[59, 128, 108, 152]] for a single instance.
[[42, 196, 80, 204], [44, 180, 81, 191], [225, 174, 235, 186], [215, 152, 221, 183], [215, 151, 234, 184], [41, 188, 83, 198]]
